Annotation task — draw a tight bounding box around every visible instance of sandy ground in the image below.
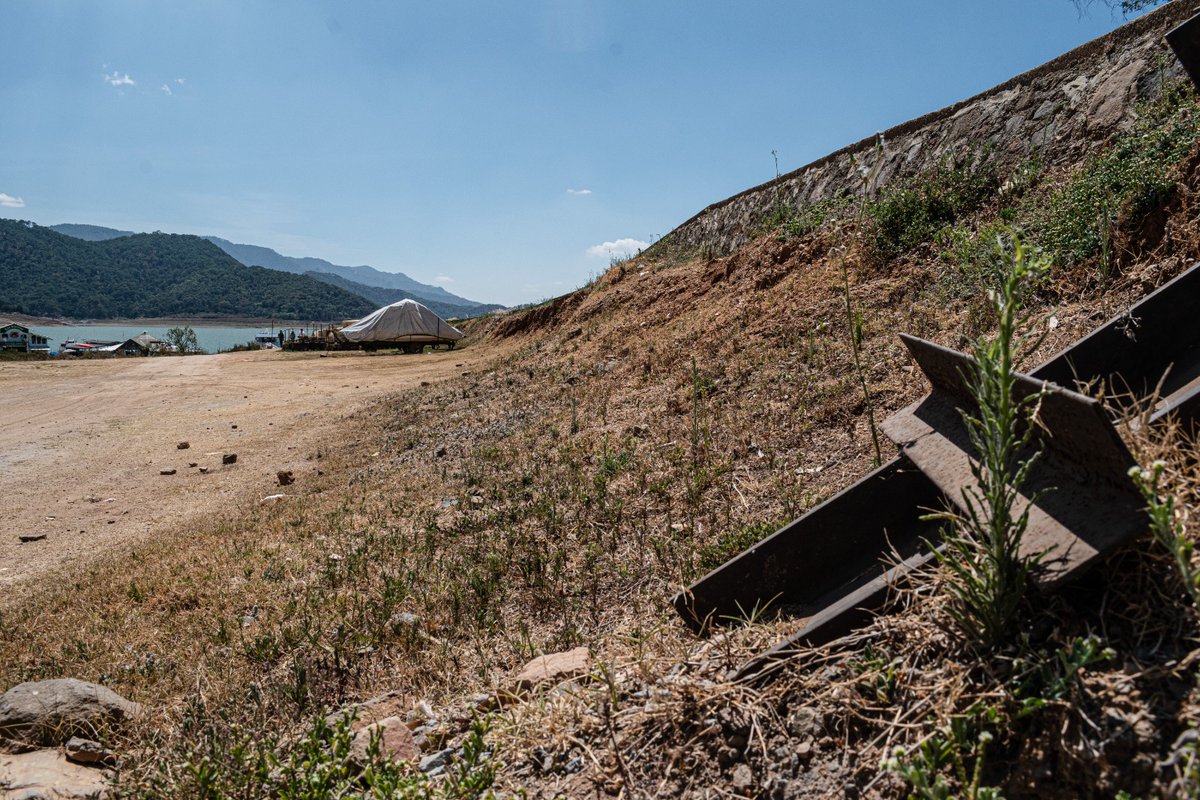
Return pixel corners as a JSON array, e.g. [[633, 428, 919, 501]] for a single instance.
[[0, 347, 492, 593]]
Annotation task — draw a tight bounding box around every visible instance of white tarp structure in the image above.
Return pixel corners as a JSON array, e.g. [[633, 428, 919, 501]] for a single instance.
[[338, 299, 465, 343]]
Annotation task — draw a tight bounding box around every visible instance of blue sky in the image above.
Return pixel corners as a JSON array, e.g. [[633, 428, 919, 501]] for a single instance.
[[1, 1, 1148, 306]]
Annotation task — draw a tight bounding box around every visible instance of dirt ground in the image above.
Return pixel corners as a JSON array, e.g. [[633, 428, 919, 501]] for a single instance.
[[0, 347, 495, 598]]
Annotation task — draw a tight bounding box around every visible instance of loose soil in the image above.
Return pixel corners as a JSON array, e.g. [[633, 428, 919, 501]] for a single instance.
[[0, 347, 497, 598]]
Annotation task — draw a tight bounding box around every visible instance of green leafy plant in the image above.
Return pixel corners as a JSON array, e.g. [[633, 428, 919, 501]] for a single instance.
[[867, 153, 999, 259], [884, 706, 1005, 800], [1029, 80, 1200, 268], [1013, 633, 1115, 717], [1129, 460, 1200, 606], [929, 232, 1050, 650]]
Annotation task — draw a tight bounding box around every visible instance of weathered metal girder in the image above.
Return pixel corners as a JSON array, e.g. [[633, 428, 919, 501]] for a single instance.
[[673, 261, 1200, 675]]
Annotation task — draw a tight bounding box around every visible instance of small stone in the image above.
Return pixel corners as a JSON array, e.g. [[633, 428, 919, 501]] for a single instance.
[[198, 467, 209, 474], [419, 747, 454, 773], [389, 612, 421, 631], [188, 462, 197, 468], [159, 469, 176, 476], [276, 470, 294, 486], [176, 442, 190, 450], [260, 494, 286, 505], [231, 424, 238, 430], [349, 716, 419, 766], [326, 691, 410, 733], [18, 534, 47, 543], [786, 707, 822, 738], [731, 764, 753, 794], [511, 646, 590, 692], [222, 453, 237, 465], [64, 736, 115, 766]]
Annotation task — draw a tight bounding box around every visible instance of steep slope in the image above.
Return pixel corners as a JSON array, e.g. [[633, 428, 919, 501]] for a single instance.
[[0, 220, 376, 320], [303, 270, 503, 319]]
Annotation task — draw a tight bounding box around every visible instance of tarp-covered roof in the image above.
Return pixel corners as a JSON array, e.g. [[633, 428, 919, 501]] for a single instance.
[[339, 299, 464, 343]]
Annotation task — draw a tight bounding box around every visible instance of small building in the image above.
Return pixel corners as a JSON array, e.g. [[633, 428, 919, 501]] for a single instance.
[[0, 321, 50, 352], [99, 333, 164, 356]]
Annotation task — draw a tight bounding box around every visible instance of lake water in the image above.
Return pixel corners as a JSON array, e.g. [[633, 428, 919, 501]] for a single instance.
[[26, 324, 303, 354]]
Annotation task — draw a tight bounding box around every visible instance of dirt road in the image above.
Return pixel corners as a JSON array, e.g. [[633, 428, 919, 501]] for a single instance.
[[0, 348, 488, 592]]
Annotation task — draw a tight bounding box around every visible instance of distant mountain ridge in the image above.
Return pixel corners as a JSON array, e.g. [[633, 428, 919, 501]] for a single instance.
[[48, 223, 493, 312], [1, 220, 376, 321], [303, 271, 502, 320]]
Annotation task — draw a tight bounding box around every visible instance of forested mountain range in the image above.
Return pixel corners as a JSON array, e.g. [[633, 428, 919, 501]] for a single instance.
[[47, 223, 493, 312], [0, 220, 376, 321]]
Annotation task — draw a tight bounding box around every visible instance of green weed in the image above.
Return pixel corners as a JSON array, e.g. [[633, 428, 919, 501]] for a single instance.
[[928, 232, 1050, 650]]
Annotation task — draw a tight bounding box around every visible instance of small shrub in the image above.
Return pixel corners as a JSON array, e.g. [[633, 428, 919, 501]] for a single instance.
[[1129, 459, 1200, 606], [867, 154, 999, 259]]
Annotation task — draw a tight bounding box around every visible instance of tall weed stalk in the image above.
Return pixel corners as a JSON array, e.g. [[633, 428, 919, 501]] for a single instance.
[[931, 233, 1050, 650]]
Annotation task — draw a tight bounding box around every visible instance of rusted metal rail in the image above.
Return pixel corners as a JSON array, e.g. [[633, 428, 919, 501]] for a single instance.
[[674, 260, 1200, 677]]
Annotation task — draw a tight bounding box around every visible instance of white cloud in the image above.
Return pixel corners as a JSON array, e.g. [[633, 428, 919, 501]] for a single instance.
[[0, 193, 25, 209], [567, 188, 592, 196], [175, 77, 185, 85], [160, 84, 172, 95], [587, 238, 648, 258], [105, 70, 135, 87], [433, 275, 455, 285]]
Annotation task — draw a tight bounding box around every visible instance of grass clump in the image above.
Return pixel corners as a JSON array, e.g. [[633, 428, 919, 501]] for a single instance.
[[930, 232, 1050, 650], [1130, 459, 1200, 607]]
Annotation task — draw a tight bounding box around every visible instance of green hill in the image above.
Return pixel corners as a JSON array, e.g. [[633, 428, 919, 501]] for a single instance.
[[0, 219, 376, 321]]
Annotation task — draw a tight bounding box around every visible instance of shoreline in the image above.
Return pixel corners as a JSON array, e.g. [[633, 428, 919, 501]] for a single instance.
[[6, 314, 335, 328]]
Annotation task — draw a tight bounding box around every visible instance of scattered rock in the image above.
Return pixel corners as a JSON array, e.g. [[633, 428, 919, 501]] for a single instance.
[[326, 692, 410, 733], [731, 763, 754, 794], [349, 716, 419, 766], [511, 646, 590, 692], [0, 748, 112, 800], [198, 467, 209, 474], [420, 381, 431, 387], [419, 747, 453, 773], [18, 534, 46, 544], [187, 462, 197, 468], [176, 442, 190, 450], [231, 424, 238, 430], [0, 679, 142, 746], [276, 471, 294, 487], [159, 469, 176, 476], [64, 737, 116, 767], [786, 707, 823, 738], [222, 454, 237, 465], [260, 494, 286, 505], [389, 612, 420, 631]]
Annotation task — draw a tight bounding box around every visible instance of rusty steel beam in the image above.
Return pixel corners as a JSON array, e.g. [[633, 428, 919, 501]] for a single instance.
[[881, 335, 1144, 589], [679, 261, 1200, 678], [1167, 12, 1200, 90]]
